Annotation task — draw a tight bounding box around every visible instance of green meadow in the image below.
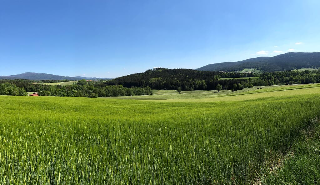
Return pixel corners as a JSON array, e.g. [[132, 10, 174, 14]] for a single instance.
[[1, 84, 320, 184], [118, 83, 320, 102], [33, 81, 77, 86]]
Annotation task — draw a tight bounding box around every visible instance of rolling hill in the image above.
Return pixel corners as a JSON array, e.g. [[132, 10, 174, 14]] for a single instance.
[[197, 52, 320, 72], [0, 72, 109, 81]]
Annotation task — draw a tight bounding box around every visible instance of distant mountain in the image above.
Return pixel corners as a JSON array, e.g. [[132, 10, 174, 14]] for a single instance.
[[197, 52, 320, 72], [0, 72, 110, 81]]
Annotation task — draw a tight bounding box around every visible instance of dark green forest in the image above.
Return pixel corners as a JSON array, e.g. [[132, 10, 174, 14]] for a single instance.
[[106, 68, 256, 91]]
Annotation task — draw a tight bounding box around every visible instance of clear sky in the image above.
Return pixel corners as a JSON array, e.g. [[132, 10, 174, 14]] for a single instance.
[[0, 0, 319, 78]]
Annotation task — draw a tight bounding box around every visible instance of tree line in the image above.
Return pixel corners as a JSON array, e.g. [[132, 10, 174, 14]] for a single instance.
[[0, 79, 152, 97], [0, 83, 27, 96]]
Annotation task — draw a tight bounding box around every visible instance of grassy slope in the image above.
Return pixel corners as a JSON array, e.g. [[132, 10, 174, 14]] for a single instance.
[[117, 83, 320, 102], [219, 77, 259, 80], [262, 119, 320, 184], [0, 86, 320, 183], [33, 81, 76, 86]]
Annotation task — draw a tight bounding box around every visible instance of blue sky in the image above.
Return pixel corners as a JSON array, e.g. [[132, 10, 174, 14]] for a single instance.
[[0, 0, 319, 78]]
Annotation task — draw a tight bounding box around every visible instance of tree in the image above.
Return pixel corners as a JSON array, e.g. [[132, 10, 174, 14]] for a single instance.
[[216, 84, 222, 92], [89, 93, 98, 98], [77, 79, 87, 86], [177, 87, 182, 94], [232, 84, 238, 92]]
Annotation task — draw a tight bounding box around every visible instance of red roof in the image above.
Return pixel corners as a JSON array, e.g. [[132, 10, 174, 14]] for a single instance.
[[30, 93, 39, 96]]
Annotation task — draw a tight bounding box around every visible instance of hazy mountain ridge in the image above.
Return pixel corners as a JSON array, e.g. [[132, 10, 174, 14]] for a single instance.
[[197, 52, 320, 72], [0, 72, 110, 81]]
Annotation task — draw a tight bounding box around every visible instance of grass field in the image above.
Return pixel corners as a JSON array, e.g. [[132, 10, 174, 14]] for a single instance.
[[293, 67, 319, 72], [33, 81, 76, 86], [1, 84, 320, 184], [262, 120, 320, 184], [237, 68, 262, 74], [117, 83, 320, 102]]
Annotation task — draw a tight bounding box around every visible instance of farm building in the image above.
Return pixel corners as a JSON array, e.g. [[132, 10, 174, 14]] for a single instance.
[[29, 92, 39, 96]]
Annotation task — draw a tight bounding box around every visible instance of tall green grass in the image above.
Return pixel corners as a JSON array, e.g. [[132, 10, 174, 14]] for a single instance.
[[263, 118, 320, 184], [0, 94, 320, 184]]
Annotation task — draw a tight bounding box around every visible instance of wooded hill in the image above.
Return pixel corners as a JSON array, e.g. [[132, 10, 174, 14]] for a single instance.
[[106, 68, 256, 91], [0, 72, 109, 81], [197, 52, 320, 72]]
